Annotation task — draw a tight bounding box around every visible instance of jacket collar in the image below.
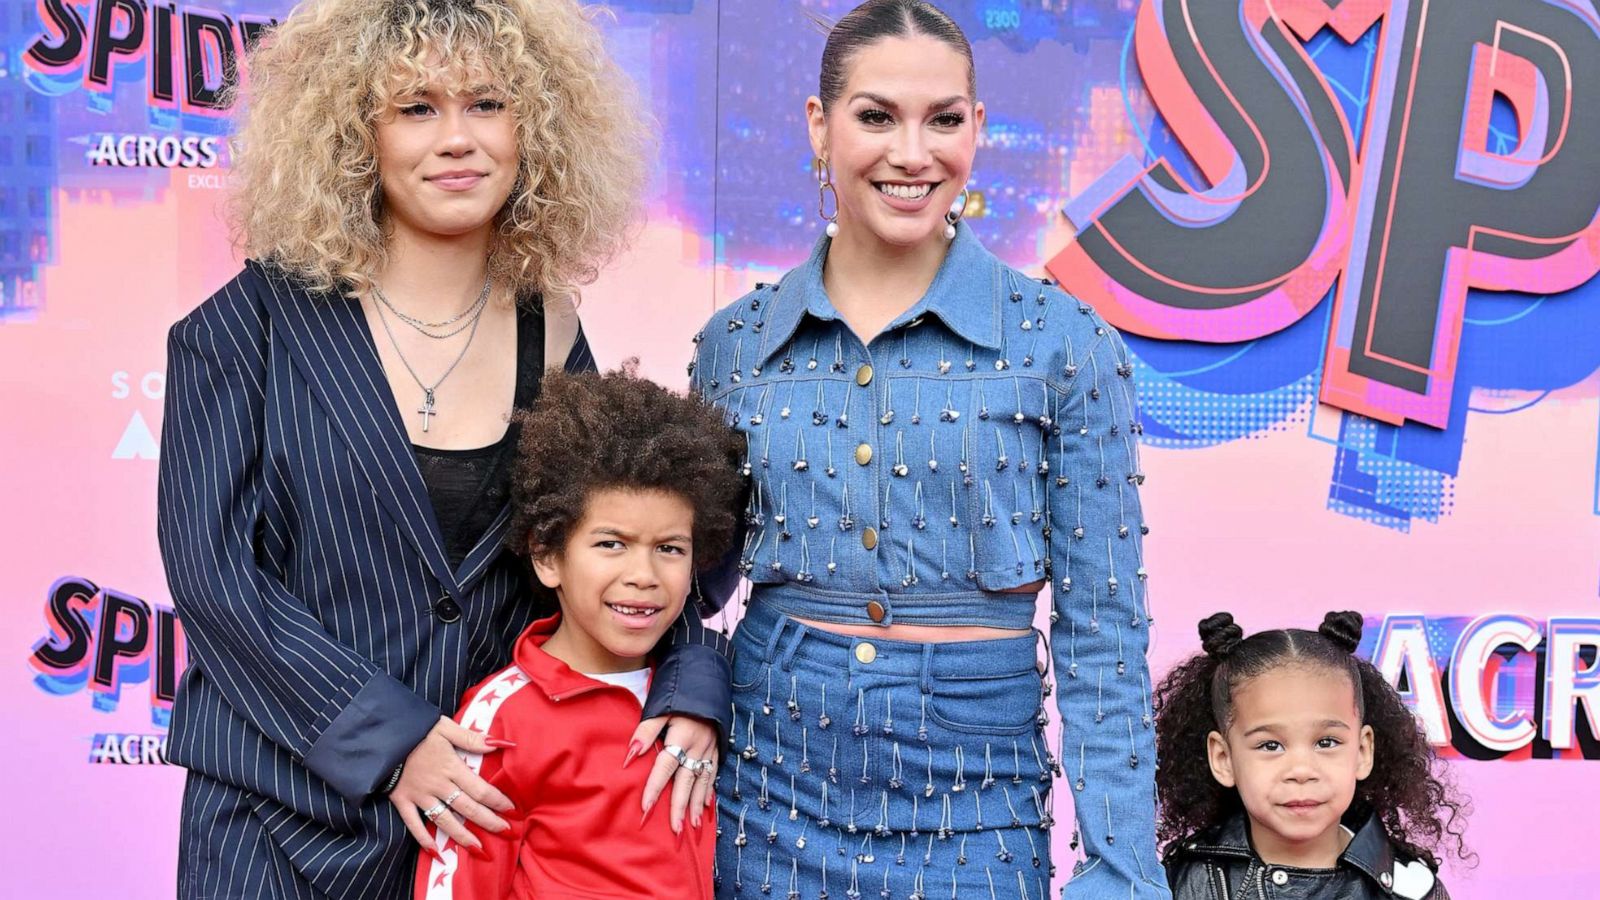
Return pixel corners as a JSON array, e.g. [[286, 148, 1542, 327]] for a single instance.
[[1338, 810, 1399, 891], [512, 613, 651, 702], [754, 221, 1005, 367], [1180, 811, 1398, 893]]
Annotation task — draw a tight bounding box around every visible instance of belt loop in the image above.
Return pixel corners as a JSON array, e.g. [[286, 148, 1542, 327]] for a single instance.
[[919, 644, 935, 694], [777, 621, 809, 671], [763, 612, 790, 662]]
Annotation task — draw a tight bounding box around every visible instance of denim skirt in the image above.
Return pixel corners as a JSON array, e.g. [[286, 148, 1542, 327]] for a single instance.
[[715, 599, 1056, 899]]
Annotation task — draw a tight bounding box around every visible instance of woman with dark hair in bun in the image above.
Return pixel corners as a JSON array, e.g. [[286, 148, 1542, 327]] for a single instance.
[[691, 0, 1164, 895], [1153, 612, 1472, 899]]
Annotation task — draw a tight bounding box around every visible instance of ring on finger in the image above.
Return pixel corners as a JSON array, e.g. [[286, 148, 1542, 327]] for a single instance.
[[422, 801, 449, 822], [662, 743, 692, 768], [442, 788, 463, 808], [694, 760, 716, 779]]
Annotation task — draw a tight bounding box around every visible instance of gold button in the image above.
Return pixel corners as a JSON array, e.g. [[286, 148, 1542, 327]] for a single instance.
[[861, 527, 878, 550], [866, 600, 886, 623], [855, 364, 873, 387], [854, 642, 878, 664], [855, 443, 873, 466]]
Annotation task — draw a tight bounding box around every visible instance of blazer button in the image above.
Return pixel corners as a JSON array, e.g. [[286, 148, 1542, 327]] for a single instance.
[[855, 443, 873, 465], [855, 364, 873, 387], [861, 527, 878, 550], [434, 596, 462, 623], [866, 600, 886, 623]]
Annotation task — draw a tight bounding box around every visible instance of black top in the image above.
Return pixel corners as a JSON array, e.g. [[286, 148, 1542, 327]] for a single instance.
[[414, 305, 544, 568]]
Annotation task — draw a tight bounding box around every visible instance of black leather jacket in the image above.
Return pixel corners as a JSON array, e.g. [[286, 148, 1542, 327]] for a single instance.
[[1165, 812, 1450, 900]]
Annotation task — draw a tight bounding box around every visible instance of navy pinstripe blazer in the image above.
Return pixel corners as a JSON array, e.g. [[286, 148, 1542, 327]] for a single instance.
[[157, 261, 731, 899]]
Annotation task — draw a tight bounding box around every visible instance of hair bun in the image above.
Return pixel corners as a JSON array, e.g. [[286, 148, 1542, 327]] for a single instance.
[[1198, 613, 1244, 659], [1319, 611, 1364, 653]]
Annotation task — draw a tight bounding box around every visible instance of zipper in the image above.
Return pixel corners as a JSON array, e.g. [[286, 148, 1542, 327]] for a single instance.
[[1210, 862, 1231, 900]]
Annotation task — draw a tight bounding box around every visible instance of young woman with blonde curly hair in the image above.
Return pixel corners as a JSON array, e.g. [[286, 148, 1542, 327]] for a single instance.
[[157, 2, 729, 898]]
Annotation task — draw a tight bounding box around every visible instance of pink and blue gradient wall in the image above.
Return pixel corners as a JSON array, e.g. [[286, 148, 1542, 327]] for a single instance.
[[6, 1, 1599, 896]]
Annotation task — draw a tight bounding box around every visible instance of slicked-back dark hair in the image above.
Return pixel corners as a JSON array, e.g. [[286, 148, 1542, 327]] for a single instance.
[[818, 0, 975, 111], [1198, 611, 1367, 731]]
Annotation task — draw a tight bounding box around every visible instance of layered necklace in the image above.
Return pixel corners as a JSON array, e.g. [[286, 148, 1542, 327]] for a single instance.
[[371, 275, 492, 433]]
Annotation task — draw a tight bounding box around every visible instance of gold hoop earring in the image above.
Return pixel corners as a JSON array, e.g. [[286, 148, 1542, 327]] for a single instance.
[[943, 187, 971, 240], [814, 157, 839, 238]]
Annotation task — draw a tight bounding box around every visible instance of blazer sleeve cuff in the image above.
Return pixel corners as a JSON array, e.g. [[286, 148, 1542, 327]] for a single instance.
[[303, 673, 440, 803], [642, 643, 733, 738]]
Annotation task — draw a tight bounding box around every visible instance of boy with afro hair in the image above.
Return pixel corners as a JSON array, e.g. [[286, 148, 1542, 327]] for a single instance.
[[415, 367, 744, 900]]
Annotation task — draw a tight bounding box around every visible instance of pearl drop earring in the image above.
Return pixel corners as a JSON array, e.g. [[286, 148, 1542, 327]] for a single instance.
[[944, 188, 971, 240]]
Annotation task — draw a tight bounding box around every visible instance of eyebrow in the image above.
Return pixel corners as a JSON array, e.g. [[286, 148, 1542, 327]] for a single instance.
[[395, 83, 502, 100], [848, 92, 969, 112], [1241, 720, 1351, 738], [591, 526, 693, 544]]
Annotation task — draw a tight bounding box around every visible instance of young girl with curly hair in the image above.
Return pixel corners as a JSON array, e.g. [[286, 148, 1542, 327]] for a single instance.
[[1154, 612, 1470, 899]]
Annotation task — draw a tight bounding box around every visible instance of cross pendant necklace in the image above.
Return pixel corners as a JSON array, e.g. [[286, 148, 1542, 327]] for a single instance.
[[372, 283, 487, 435], [417, 389, 437, 432]]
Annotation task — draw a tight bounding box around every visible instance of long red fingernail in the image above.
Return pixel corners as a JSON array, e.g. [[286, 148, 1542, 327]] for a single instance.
[[485, 738, 517, 749], [622, 740, 645, 768], [425, 846, 444, 863]]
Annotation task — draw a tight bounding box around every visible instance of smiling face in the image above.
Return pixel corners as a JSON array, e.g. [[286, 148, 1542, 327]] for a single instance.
[[530, 487, 696, 674], [807, 34, 984, 250], [373, 64, 519, 246], [1207, 664, 1376, 867]]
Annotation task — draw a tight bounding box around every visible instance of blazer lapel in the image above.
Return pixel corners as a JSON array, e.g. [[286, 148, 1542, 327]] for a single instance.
[[456, 506, 513, 590], [253, 264, 462, 597]]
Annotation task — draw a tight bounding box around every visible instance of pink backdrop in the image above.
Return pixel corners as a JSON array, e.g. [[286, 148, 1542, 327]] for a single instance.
[[8, 1, 1600, 896]]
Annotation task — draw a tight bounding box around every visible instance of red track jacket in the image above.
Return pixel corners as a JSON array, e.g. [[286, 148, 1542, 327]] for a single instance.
[[413, 614, 714, 899]]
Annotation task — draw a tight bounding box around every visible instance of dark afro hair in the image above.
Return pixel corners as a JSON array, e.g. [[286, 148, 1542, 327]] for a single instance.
[[508, 365, 746, 572], [1154, 611, 1473, 869]]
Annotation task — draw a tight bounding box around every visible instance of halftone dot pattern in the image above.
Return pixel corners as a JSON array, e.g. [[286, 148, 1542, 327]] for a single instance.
[[1327, 415, 1456, 533], [1131, 357, 1318, 449]]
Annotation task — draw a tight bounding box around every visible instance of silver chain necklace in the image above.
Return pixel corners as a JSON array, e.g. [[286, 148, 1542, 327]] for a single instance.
[[374, 276, 491, 339], [372, 289, 487, 433]]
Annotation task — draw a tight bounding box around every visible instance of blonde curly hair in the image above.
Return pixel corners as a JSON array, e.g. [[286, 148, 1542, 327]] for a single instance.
[[227, 0, 647, 302]]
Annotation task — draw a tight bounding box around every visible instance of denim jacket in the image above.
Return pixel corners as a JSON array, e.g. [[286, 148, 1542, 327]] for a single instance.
[[689, 223, 1168, 896]]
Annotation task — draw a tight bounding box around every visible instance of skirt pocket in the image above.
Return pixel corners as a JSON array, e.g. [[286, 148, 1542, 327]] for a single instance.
[[730, 641, 771, 694], [927, 668, 1042, 736]]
